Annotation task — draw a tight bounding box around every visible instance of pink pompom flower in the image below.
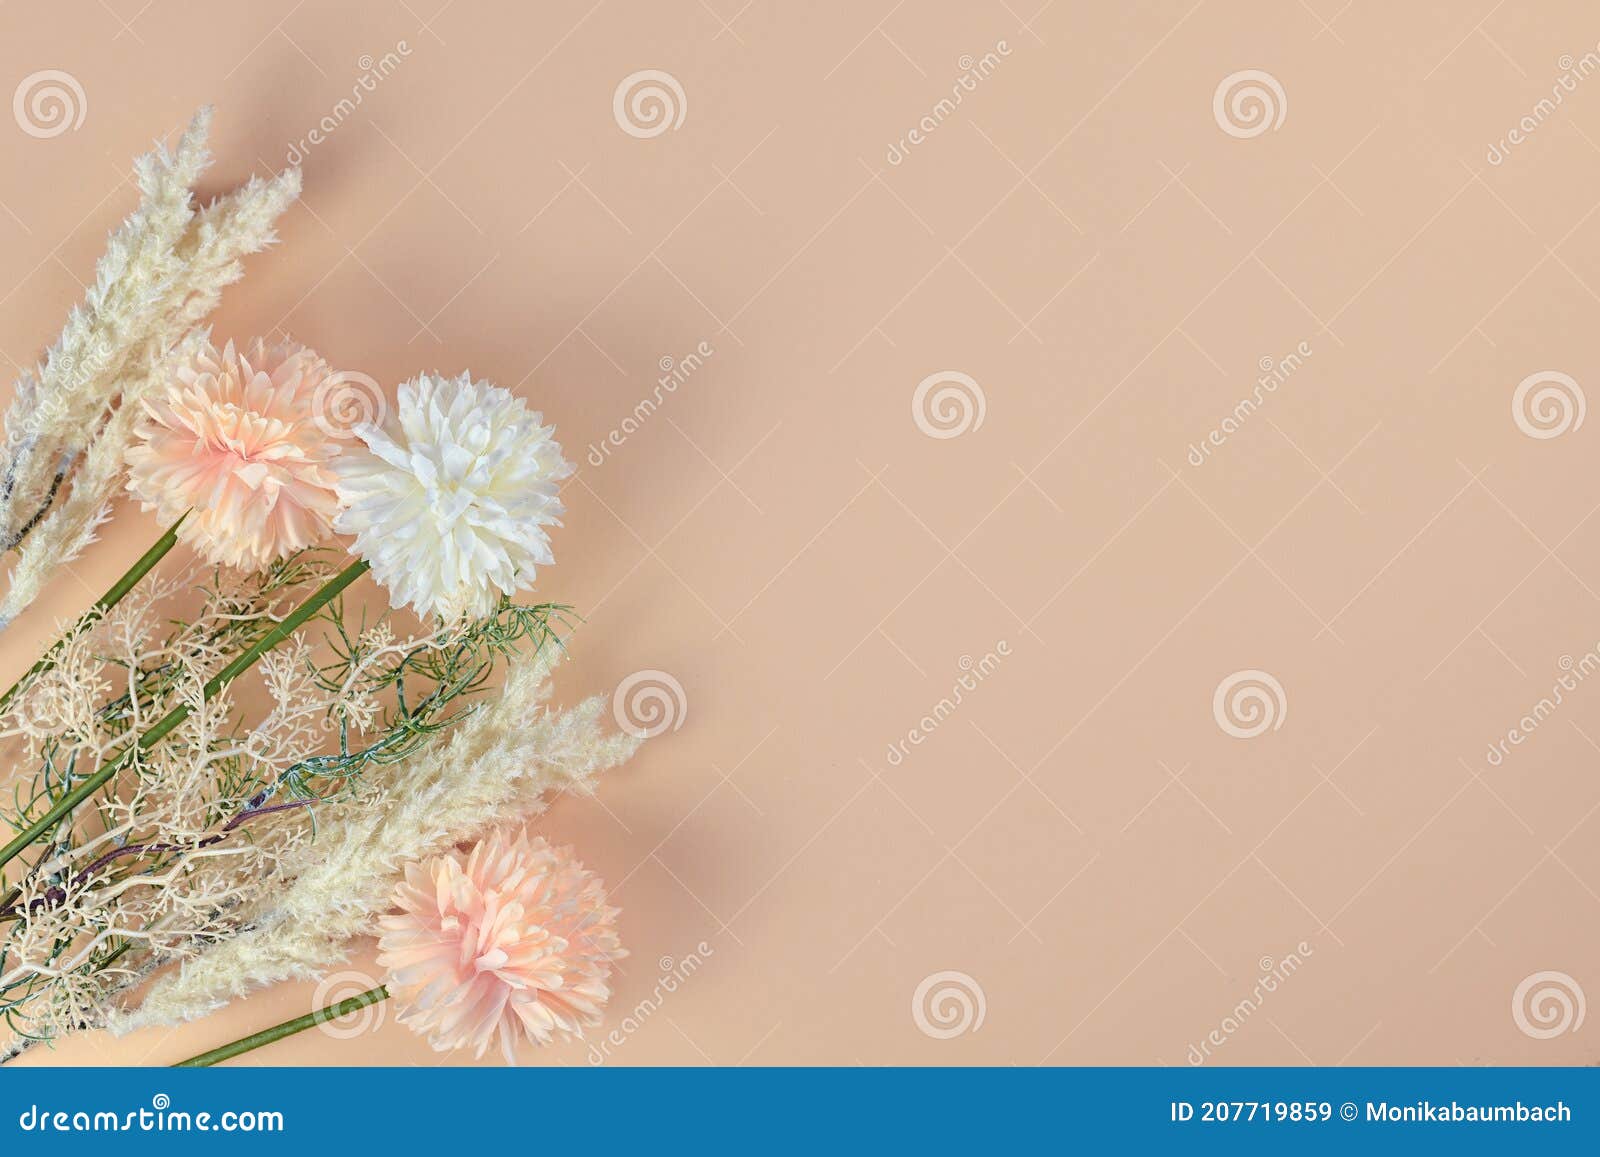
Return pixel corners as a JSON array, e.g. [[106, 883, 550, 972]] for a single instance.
[[126, 337, 346, 570], [377, 830, 626, 1062]]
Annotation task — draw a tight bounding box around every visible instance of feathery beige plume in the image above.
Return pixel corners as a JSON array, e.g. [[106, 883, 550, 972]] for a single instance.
[[0, 111, 302, 630], [0, 109, 211, 551]]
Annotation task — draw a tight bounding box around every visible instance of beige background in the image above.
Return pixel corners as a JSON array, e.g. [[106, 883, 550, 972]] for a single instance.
[[4, 0, 1600, 1066]]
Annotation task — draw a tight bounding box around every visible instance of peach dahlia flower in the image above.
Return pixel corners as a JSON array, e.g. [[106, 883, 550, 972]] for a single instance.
[[126, 338, 344, 570], [377, 830, 626, 1061]]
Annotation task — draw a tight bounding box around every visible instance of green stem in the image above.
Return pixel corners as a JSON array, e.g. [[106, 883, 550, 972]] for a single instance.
[[0, 513, 189, 718], [173, 985, 390, 1067], [0, 558, 371, 875]]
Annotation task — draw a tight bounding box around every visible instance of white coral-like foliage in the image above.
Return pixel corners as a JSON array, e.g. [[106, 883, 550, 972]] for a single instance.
[[117, 648, 640, 1034], [0, 562, 461, 1054], [334, 373, 573, 622]]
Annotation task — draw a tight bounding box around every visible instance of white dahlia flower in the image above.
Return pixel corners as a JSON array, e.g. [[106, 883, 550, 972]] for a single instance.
[[334, 372, 573, 621]]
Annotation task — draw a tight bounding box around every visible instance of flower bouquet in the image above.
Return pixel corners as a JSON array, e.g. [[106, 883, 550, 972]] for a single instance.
[[0, 109, 641, 1065]]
